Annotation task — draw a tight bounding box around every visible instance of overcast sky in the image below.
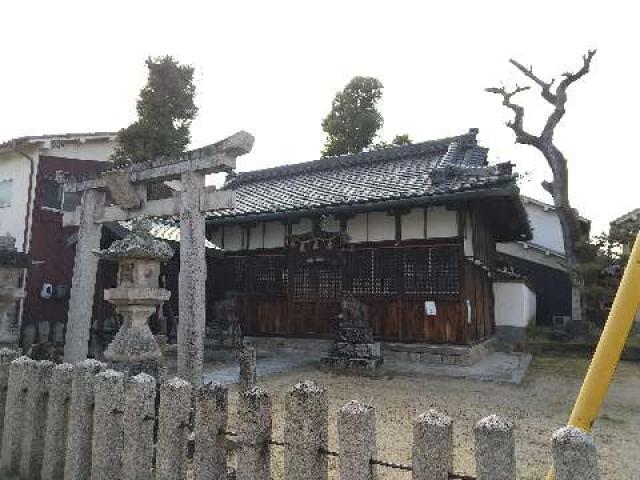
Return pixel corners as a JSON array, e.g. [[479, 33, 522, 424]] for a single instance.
[[1, 1, 637, 234]]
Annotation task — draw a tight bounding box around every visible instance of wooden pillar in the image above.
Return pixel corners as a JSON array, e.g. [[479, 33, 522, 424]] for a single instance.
[[178, 170, 207, 384], [64, 189, 104, 363]]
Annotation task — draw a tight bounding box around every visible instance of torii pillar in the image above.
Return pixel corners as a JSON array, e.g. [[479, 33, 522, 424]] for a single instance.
[[62, 132, 254, 384]]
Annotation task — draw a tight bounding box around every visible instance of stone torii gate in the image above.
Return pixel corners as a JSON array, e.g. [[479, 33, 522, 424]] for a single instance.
[[62, 131, 254, 383]]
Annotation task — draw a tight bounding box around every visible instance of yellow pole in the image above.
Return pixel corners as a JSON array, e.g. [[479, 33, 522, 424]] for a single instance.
[[547, 233, 640, 479]]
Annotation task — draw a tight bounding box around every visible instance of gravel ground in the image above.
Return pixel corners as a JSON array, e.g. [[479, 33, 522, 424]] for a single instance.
[[223, 356, 640, 479]]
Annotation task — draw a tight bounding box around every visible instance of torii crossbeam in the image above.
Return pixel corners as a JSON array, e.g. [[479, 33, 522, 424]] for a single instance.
[[62, 131, 254, 384]]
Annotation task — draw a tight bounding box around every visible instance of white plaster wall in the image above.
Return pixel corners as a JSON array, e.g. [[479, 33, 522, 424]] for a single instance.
[[210, 228, 223, 248], [320, 215, 340, 233], [347, 213, 367, 242], [426, 206, 458, 238], [42, 140, 116, 162], [494, 281, 537, 328], [401, 208, 425, 240], [367, 211, 395, 242], [248, 224, 263, 250], [292, 218, 313, 235], [524, 201, 565, 254], [0, 151, 31, 251], [223, 225, 243, 251], [264, 221, 285, 249], [463, 211, 474, 257]]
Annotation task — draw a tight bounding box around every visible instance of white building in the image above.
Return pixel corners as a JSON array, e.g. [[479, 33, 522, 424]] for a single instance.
[[0, 132, 117, 253], [496, 196, 589, 335]]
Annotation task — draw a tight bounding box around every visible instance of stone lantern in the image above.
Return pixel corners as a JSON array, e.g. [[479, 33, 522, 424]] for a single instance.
[[0, 235, 29, 348], [96, 219, 174, 376]]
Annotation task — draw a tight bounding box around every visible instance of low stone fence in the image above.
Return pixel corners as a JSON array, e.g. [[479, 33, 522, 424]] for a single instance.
[[0, 348, 600, 480]]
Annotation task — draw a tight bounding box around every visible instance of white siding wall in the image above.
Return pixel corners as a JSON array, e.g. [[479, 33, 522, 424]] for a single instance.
[[248, 224, 263, 250], [321, 215, 340, 233], [426, 206, 458, 238], [367, 211, 395, 242], [292, 218, 313, 235], [0, 151, 33, 251], [493, 281, 537, 328], [264, 221, 285, 249], [401, 208, 424, 240], [219, 207, 464, 251], [223, 225, 243, 251], [210, 228, 223, 248], [347, 213, 368, 242], [524, 201, 565, 254], [464, 211, 474, 257], [42, 141, 116, 162]]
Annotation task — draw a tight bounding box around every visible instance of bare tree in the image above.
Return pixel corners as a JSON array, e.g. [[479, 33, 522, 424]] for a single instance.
[[486, 50, 597, 324]]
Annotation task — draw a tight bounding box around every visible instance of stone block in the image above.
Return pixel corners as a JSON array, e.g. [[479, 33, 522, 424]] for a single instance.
[[551, 426, 600, 480], [42, 363, 74, 480], [284, 380, 328, 480], [123, 373, 157, 480], [474, 415, 516, 480], [64, 359, 106, 480], [237, 386, 272, 480], [412, 409, 453, 480], [0, 348, 19, 451], [338, 400, 376, 480], [193, 382, 228, 480], [156, 377, 193, 480], [0, 356, 33, 475], [20, 360, 54, 479], [91, 369, 126, 480], [238, 347, 256, 392]]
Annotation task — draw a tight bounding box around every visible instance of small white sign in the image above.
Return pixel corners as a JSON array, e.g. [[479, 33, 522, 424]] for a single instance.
[[425, 300, 437, 316]]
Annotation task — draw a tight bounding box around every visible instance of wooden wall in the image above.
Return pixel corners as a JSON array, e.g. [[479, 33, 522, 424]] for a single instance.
[[208, 203, 498, 345]]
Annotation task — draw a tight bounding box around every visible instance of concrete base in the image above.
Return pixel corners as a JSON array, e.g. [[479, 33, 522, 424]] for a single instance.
[[384, 338, 495, 366], [319, 356, 383, 374], [495, 326, 527, 343], [244, 336, 495, 367]]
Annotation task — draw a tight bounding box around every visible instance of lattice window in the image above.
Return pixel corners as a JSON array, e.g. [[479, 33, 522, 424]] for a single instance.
[[345, 245, 460, 297], [247, 255, 287, 295]]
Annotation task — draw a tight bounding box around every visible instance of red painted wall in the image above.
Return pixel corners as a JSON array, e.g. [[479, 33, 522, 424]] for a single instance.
[[22, 155, 111, 343]]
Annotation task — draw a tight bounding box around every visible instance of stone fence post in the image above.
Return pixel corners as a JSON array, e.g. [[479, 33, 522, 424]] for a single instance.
[[123, 373, 157, 480], [552, 426, 600, 480], [0, 356, 33, 475], [0, 348, 19, 450], [338, 400, 376, 480], [412, 409, 453, 480], [20, 359, 54, 479], [91, 370, 126, 480], [284, 380, 328, 480], [474, 415, 516, 480], [42, 363, 74, 480], [193, 382, 229, 480], [64, 359, 106, 480], [238, 347, 256, 391], [237, 386, 272, 480], [156, 377, 193, 480]]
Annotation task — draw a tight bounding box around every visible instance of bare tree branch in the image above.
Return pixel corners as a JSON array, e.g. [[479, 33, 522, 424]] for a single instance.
[[485, 85, 539, 146], [486, 50, 597, 323], [558, 49, 597, 94], [509, 59, 557, 104]]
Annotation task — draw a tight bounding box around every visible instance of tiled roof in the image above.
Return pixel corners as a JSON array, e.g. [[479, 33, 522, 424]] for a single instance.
[[208, 129, 515, 221], [117, 220, 219, 250]]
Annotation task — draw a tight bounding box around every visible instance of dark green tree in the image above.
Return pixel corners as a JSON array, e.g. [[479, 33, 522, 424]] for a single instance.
[[321, 76, 383, 157], [577, 217, 640, 326], [372, 133, 413, 150], [113, 56, 198, 166]]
